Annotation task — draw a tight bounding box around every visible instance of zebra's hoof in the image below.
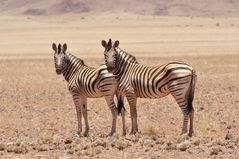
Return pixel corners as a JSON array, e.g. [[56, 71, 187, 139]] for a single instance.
[[83, 132, 89, 137], [130, 130, 138, 135], [74, 131, 82, 137], [179, 133, 190, 141], [74, 133, 80, 137], [188, 131, 193, 137], [181, 130, 188, 135], [106, 132, 115, 137]]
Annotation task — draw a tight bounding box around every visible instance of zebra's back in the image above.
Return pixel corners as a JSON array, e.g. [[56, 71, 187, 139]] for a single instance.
[[128, 61, 194, 98]]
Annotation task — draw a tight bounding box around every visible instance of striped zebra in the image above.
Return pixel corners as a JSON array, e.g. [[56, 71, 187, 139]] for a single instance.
[[101, 39, 197, 136], [52, 43, 126, 136]]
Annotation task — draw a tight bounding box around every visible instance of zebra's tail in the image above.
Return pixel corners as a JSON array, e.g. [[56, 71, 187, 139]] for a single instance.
[[187, 70, 197, 113], [117, 93, 125, 115]]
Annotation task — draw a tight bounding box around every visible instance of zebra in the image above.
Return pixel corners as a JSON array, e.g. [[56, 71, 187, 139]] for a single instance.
[[52, 43, 126, 136], [101, 39, 197, 136]]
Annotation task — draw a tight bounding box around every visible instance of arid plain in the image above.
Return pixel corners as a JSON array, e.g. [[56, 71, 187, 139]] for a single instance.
[[0, 15, 239, 158]]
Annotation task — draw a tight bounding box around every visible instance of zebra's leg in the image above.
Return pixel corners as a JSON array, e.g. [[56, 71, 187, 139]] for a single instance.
[[126, 91, 138, 134], [81, 97, 89, 137], [121, 108, 126, 136], [176, 99, 189, 135], [105, 95, 118, 136], [182, 112, 189, 135], [170, 75, 196, 136], [72, 93, 82, 136], [189, 71, 196, 137], [188, 107, 194, 137], [170, 90, 190, 135]]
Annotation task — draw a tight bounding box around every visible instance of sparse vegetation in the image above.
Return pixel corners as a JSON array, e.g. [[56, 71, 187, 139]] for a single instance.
[[0, 9, 239, 158], [0, 47, 238, 158]]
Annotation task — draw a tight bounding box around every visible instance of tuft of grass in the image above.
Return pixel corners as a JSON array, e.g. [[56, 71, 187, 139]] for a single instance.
[[144, 126, 158, 139]]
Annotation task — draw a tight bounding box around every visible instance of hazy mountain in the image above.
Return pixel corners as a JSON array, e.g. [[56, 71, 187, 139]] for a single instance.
[[1, 0, 239, 17]]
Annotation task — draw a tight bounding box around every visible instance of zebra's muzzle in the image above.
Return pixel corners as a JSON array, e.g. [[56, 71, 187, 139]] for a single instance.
[[56, 69, 62, 74], [106, 61, 115, 72], [107, 66, 114, 72]]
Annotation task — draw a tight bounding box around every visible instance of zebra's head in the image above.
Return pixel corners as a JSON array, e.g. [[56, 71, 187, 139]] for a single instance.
[[101, 39, 119, 72], [52, 43, 69, 75]]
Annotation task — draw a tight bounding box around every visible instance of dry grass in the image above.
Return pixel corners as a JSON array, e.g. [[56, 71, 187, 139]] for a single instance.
[[143, 126, 158, 139]]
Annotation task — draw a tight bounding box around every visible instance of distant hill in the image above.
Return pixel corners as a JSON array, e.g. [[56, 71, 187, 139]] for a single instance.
[[1, 0, 239, 17]]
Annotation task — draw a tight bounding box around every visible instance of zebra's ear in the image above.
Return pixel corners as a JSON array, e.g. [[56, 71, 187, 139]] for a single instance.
[[63, 43, 67, 53], [101, 40, 107, 48], [114, 40, 119, 48], [52, 43, 57, 52]]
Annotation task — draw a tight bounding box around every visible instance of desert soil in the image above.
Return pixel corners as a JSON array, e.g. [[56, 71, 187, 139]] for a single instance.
[[0, 15, 239, 159]]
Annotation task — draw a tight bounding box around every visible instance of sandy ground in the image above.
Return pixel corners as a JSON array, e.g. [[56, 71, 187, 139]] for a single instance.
[[1, 15, 239, 56], [0, 15, 239, 158]]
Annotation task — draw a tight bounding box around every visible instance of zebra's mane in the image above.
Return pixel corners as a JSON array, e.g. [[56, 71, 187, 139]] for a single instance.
[[67, 52, 86, 66], [117, 47, 138, 64]]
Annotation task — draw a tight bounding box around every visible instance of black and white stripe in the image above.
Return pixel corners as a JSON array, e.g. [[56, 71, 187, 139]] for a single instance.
[[52, 43, 126, 136], [102, 39, 197, 136]]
